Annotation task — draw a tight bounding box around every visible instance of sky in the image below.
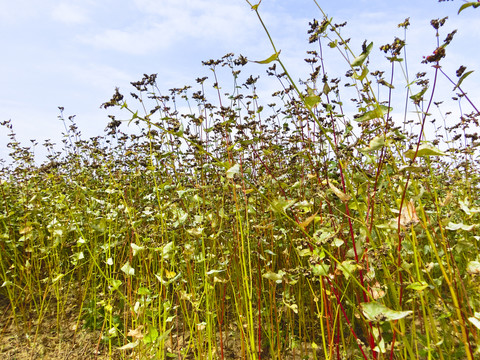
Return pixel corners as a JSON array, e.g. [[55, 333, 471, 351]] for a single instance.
[[1, 0, 479, 164]]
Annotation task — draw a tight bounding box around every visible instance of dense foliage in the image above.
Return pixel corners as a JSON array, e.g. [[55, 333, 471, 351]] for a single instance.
[[1, 2, 479, 359]]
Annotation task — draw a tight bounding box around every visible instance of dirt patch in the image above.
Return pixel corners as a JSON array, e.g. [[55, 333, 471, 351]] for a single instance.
[[0, 293, 120, 360], [0, 293, 323, 359]]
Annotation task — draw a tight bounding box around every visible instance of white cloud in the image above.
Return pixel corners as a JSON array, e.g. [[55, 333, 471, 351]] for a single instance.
[[0, 0, 51, 24], [51, 3, 90, 25], [63, 62, 134, 92], [80, 25, 168, 54], [79, 0, 259, 55]]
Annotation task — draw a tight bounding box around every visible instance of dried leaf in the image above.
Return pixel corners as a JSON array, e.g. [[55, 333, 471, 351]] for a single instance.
[[118, 340, 140, 350], [127, 326, 144, 339], [399, 200, 420, 227], [328, 182, 351, 202], [299, 211, 319, 230]]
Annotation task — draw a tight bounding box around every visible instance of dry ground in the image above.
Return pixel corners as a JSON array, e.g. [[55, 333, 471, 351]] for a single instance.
[[0, 292, 325, 359], [0, 292, 120, 360]]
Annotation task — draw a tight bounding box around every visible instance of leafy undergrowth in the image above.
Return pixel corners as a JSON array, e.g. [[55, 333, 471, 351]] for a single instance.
[[1, 2, 480, 359]]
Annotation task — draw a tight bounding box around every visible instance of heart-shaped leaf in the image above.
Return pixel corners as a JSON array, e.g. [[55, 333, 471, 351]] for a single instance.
[[360, 302, 412, 322]]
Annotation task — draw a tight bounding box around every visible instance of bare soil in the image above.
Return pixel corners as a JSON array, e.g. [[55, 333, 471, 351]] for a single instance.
[[0, 292, 119, 360], [0, 292, 322, 359]]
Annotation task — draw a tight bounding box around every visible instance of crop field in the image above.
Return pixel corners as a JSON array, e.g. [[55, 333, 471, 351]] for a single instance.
[[1, 1, 479, 359]]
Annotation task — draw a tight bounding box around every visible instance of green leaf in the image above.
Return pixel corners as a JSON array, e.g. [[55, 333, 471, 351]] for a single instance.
[[253, 50, 281, 64], [361, 135, 385, 153], [351, 42, 373, 67], [323, 82, 331, 95], [270, 198, 296, 213], [352, 54, 368, 68], [407, 281, 429, 291], [174, 122, 184, 136], [176, 189, 195, 198], [110, 279, 122, 290], [360, 302, 413, 322], [355, 105, 391, 122], [71, 252, 84, 264], [263, 270, 285, 283], [458, 2, 480, 14], [397, 165, 425, 173], [143, 326, 159, 344], [121, 261, 135, 276], [404, 144, 447, 160], [338, 260, 357, 279], [378, 79, 395, 89], [162, 241, 175, 259], [52, 273, 64, 284], [466, 261, 480, 275], [446, 222, 476, 231], [459, 199, 480, 216], [453, 70, 474, 90], [283, 301, 298, 314], [206, 268, 225, 275], [332, 238, 344, 247], [313, 227, 335, 244], [251, 1, 261, 11], [137, 287, 151, 295], [226, 163, 240, 179], [468, 315, 480, 330], [157, 327, 173, 342], [312, 263, 330, 277], [130, 243, 144, 257], [352, 66, 369, 81], [304, 95, 321, 109], [410, 86, 428, 102]]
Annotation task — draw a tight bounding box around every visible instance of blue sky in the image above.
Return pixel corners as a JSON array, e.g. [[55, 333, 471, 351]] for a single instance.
[[1, 0, 479, 163]]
